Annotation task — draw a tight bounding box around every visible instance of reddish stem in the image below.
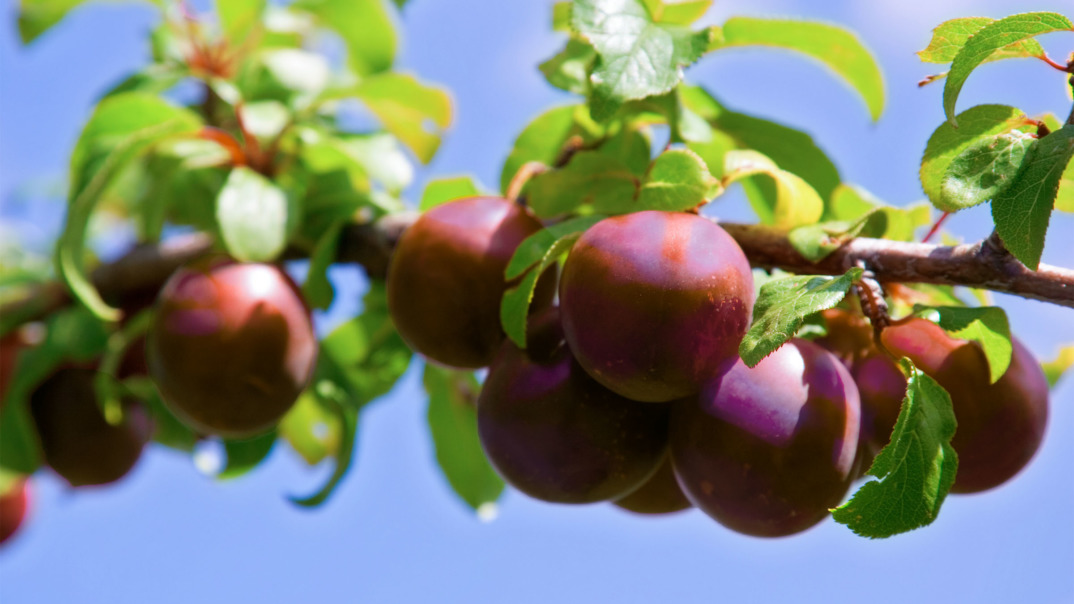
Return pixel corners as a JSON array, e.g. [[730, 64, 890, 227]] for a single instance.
[[921, 211, 950, 244], [198, 127, 246, 167], [1039, 53, 1073, 73]]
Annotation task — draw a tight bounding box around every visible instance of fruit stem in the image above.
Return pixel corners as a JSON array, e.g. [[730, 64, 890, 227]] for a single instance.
[[505, 161, 549, 202], [921, 211, 949, 244]]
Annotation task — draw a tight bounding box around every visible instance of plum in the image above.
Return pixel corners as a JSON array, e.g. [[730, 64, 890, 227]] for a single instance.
[[559, 211, 754, 402], [671, 339, 861, 537], [613, 454, 692, 515], [0, 479, 29, 546]]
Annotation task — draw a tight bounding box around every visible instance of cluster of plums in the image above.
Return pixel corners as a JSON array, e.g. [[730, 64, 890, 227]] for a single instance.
[[387, 197, 1051, 537], [0, 256, 317, 546]]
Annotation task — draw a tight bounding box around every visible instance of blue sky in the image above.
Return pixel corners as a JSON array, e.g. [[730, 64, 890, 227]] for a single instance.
[[1, 0, 1073, 602]]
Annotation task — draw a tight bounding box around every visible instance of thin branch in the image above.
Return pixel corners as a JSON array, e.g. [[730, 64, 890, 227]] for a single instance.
[[3, 215, 1072, 331]]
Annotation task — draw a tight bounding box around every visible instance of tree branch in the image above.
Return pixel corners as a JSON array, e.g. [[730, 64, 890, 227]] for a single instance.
[[2, 214, 1072, 331]]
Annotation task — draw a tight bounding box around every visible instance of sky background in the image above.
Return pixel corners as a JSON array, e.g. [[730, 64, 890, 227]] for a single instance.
[[1, 0, 1073, 602]]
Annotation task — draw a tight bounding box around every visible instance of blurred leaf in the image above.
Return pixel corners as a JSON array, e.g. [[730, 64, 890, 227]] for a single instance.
[[17, 0, 87, 43], [59, 93, 201, 321], [526, 151, 638, 218], [506, 215, 605, 280], [218, 0, 266, 45], [788, 211, 889, 262], [303, 220, 345, 310], [289, 389, 357, 508], [739, 268, 863, 367], [572, 0, 712, 121], [915, 305, 1012, 383], [938, 130, 1036, 211], [501, 233, 577, 348], [599, 125, 652, 174], [420, 176, 480, 211], [943, 13, 1073, 125], [1056, 158, 1074, 213], [714, 17, 885, 121], [552, 2, 571, 31], [280, 391, 343, 465], [104, 64, 189, 99], [920, 104, 1034, 208], [1042, 346, 1074, 388], [294, 0, 395, 76], [641, 0, 711, 25], [122, 377, 199, 452], [216, 167, 299, 262], [992, 125, 1074, 269], [424, 365, 504, 512], [827, 184, 929, 242], [500, 105, 598, 193], [539, 38, 596, 95], [354, 73, 453, 163], [833, 359, 958, 538], [721, 150, 823, 227], [917, 17, 1045, 65], [219, 430, 277, 480], [627, 89, 713, 144], [240, 100, 291, 141], [261, 48, 332, 99]]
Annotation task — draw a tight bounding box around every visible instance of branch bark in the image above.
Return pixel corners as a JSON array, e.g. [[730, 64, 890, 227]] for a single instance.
[[3, 214, 1072, 330]]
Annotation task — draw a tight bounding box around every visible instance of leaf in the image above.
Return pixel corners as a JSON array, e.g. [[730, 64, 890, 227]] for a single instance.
[[17, 0, 87, 43], [219, 431, 277, 480], [216, 167, 298, 262], [58, 93, 201, 321], [104, 64, 189, 99], [123, 377, 198, 452], [501, 233, 579, 348], [500, 105, 600, 193], [218, 0, 266, 45], [939, 130, 1037, 211], [917, 17, 1045, 65], [354, 73, 453, 163], [715, 17, 885, 121], [1041, 346, 1074, 388], [721, 150, 824, 227], [288, 389, 358, 508], [992, 125, 1074, 269], [302, 220, 345, 311], [833, 359, 958, 539], [943, 13, 1074, 125], [571, 0, 712, 121], [279, 391, 343, 465], [641, 0, 711, 25], [424, 365, 505, 512], [636, 148, 719, 210], [827, 183, 929, 242], [293, 0, 395, 76], [920, 104, 1035, 208], [1056, 158, 1074, 213], [526, 151, 639, 218], [506, 215, 606, 280], [553, 2, 571, 31], [420, 176, 480, 211], [738, 268, 863, 367], [539, 38, 596, 95], [915, 305, 1012, 383], [788, 210, 889, 262]]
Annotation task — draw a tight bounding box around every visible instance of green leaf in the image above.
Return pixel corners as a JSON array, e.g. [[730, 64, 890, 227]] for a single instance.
[[219, 431, 277, 480], [641, 0, 711, 25], [739, 268, 863, 367], [920, 104, 1035, 208], [294, 0, 395, 76], [626, 89, 713, 144], [943, 13, 1074, 125], [827, 184, 929, 241], [58, 93, 201, 321], [354, 73, 453, 164], [915, 305, 1012, 383], [1056, 158, 1074, 213], [500, 105, 599, 194], [424, 365, 505, 512], [302, 220, 345, 311], [539, 38, 596, 95], [917, 17, 1045, 65], [1041, 345, 1074, 388], [104, 64, 189, 99], [501, 232, 581, 348], [721, 150, 824, 227], [288, 389, 358, 508], [17, 0, 86, 44], [681, 86, 841, 214], [216, 167, 298, 262], [833, 359, 958, 538], [992, 125, 1074, 269], [218, 0, 266, 45], [553, 2, 571, 31], [715, 17, 885, 121], [636, 148, 718, 210], [572, 0, 712, 121], [788, 211, 889, 262], [420, 176, 480, 211], [123, 377, 199, 452], [279, 391, 343, 465], [938, 130, 1037, 211], [526, 151, 638, 218], [506, 215, 606, 280]]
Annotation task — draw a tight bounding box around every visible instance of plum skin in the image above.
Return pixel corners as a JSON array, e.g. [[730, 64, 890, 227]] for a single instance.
[[0, 479, 29, 546], [612, 454, 692, 515], [30, 367, 151, 487], [387, 197, 555, 369], [147, 257, 316, 439], [559, 211, 754, 403], [671, 339, 861, 537], [477, 308, 669, 504], [855, 318, 1049, 494]]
